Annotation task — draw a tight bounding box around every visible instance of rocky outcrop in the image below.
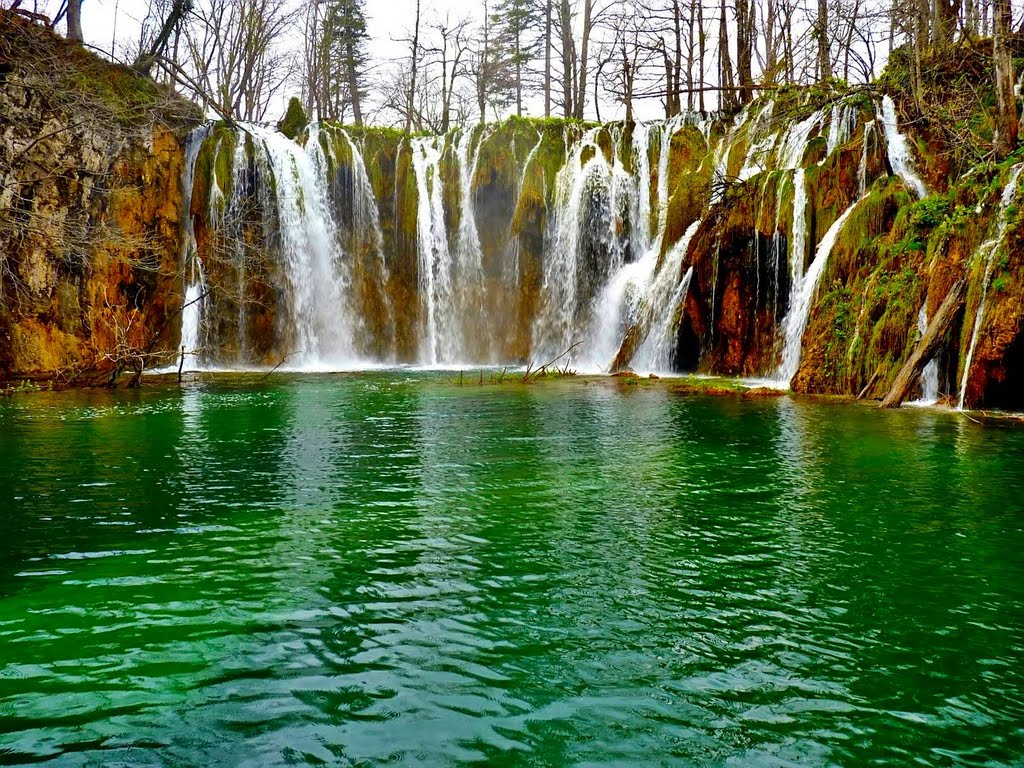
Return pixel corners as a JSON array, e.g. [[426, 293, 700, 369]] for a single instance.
[[0, 13, 198, 383]]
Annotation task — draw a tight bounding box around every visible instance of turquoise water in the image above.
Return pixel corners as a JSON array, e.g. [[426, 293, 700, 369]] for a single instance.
[[1, 373, 1023, 766]]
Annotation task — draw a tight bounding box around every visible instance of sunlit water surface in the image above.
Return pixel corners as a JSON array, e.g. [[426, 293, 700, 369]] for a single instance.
[[1, 373, 1022, 766]]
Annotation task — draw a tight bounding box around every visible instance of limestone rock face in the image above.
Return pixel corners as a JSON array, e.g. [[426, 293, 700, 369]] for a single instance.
[[0, 13, 198, 382]]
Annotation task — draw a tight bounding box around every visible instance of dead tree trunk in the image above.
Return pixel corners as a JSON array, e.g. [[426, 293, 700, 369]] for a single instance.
[[879, 280, 965, 408]]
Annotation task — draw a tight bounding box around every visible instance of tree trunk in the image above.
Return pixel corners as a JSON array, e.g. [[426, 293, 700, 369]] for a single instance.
[[406, 0, 421, 134], [697, 0, 706, 111], [663, 44, 673, 119], [817, 0, 831, 81], [544, 0, 552, 117], [133, 0, 189, 74], [993, 0, 1018, 158], [515, 27, 522, 116], [736, 0, 754, 102], [765, 0, 777, 82], [574, 0, 592, 120], [346, 43, 362, 126], [66, 0, 83, 43], [879, 281, 965, 408], [686, 0, 696, 110], [672, 0, 682, 115], [718, 0, 734, 109], [560, 0, 573, 118], [622, 43, 633, 124]]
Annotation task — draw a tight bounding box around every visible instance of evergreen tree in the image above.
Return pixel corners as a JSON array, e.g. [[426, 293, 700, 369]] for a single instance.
[[491, 0, 542, 116], [328, 0, 368, 125]]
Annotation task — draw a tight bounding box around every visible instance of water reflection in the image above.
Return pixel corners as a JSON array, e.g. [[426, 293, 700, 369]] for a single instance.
[[0, 377, 1022, 766]]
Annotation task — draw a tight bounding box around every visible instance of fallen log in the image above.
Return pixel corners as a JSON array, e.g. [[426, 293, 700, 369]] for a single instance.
[[879, 279, 965, 408]]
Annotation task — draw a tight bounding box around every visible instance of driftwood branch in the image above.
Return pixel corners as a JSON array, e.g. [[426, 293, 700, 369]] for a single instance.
[[524, 340, 583, 382], [256, 351, 300, 382]]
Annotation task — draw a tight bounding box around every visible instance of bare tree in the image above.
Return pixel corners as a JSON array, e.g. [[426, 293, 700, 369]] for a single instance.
[[993, 0, 1018, 157]]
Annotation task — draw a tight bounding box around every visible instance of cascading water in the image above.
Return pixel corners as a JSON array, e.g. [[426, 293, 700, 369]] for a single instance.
[[859, 120, 875, 197], [880, 95, 928, 199], [958, 163, 1024, 409], [503, 132, 544, 296], [178, 125, 212, 370], [177, 123, 361, 369], [453, 127, 487, 334], [411, 136, 456, 364], [250, 123, 356, 367], [173, 97, 908, 383], [914, 304, 940, 404], [738, 102, 777, 181], [584, 120, 683, 369], [631, 220, 703, 372], [826, 103, 858, 156], [337, 128, 391, 304], [652, 117, 681, 249], [532, 129, 621, 363], [632, 122, 654, 253], [776, 200, 861, 384]]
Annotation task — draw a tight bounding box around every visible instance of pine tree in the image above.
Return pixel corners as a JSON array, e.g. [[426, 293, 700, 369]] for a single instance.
[[327, 0, 369, 126], [491, 0, 541, 116]]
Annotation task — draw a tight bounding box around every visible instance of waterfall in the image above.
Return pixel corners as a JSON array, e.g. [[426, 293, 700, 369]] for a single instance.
[[859, 120, 875, 197], [763, 111, 820, 325], [581, 119, 682, 369], [880, 95, 928, 198], [738, 101, 777, 181], [532, 129, 619, 363], [411, 136, 456, 364], [453, 127, 487, 325], [782, 167, 811, 347], [589, 248, 659, 368], [178, 125, 211, 371], [632, 122, 653, 252], [958, 163, 1024, 409], [653, 116, 681, 248], [338, 130, 389, 286], [776, 200, 861, 384], [914, 304, 940, 404], [507, 132, 543, 287], [223, 132, 254, 358], [632, 220, 702, 372], [826, 102, 857, 156], [250, 123, 356, 367]]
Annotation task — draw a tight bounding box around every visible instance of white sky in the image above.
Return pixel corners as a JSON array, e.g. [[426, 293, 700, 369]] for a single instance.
[[60, 0, 661, 123]]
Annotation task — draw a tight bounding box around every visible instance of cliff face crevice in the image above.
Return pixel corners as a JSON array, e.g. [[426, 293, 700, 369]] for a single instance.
[[0, 13, 198, 383]]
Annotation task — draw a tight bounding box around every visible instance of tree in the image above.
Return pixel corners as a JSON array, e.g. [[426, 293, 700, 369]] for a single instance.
[[993, 0, 1018, 157], [558, 0, 575, 117], [66, 0, 83, 42], [301, 0, 368, 123], [492, 0, 541, 116], [133, 0, 192, 75], [425, 14, 472, 132], [816, 0, 832, 81], [405, 0, 421, 133], [544, 0, 552, 115], [334, 0, 368, 125], [469, 0, 515, 122], [163, 0, 296, 122]]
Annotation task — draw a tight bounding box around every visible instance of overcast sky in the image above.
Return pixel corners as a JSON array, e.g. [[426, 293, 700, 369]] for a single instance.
[[58, 0, 662, 123]]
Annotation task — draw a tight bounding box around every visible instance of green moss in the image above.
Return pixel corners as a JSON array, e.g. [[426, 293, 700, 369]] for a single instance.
[[279, 97, 308, 140]]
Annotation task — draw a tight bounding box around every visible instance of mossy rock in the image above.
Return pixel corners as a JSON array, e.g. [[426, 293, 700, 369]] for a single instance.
[[279, 97, 308, 140]]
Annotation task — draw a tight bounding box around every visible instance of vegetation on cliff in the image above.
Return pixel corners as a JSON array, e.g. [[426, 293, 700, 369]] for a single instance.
[[0, 12, 199, 385]]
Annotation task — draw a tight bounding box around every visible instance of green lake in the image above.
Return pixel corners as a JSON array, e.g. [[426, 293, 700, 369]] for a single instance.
[[0, 373, 1022, 766]]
